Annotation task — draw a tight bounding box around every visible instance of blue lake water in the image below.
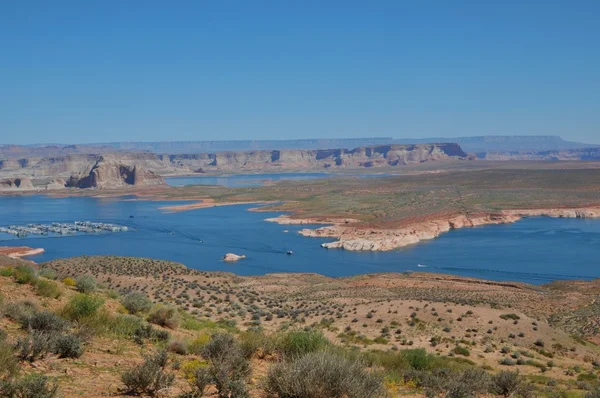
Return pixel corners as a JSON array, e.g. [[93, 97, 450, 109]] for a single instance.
[[165, 172, 391, 187], [0, 194, 599, 285]]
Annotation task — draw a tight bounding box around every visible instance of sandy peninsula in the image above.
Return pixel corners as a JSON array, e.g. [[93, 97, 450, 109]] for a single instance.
[[267, 207, 600, 251], [0, 246, 45, 258]]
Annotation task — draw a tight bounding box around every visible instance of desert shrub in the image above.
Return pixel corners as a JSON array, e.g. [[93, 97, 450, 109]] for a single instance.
[[121, 350, 174, 395], [121, 292, 152, 315], [239, 330, 279, 358], [61, 294, 104, 320], [22, 311, 69, 333], [586, 387, 600, 398], [0, 267, 14, 277], [264, 350, 385, 398], [35, 280, 61, 299], [453, 345, 470, 357], [278, 328, 329, 357], [62, 277, 76, 287], [421, 368, 491, 397], [16, 331, 56, 361], [76, 274, 97, 293], [10, 374, 59, 398], [133, 323, 171, 345], [0, 335, 19, 380], [38, 268, 57, 280], [491, 370, 523, 397], [534, 339, 545, 347], [201, 333, 250, 398], [4, 301, 37, 325], [188, 333, 212, 355], [402, 348, 432, 370], [168, 339, 188, 355], [107, 314, 146, 339], [53, 334, 84, 358], [185, 366, 212, 397], [500, 357, 516, 366], [500, 314, 520, 321], [148, 305, 180, 329], [13, 265, 37, 285]]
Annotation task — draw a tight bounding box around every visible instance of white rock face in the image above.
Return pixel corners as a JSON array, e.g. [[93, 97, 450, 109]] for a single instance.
[[223, 253, 246, 262], [303, 208, 600, 252]]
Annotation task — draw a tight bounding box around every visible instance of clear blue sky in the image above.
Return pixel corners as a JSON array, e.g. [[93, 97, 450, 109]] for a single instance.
[[1, 0, 599, 145]]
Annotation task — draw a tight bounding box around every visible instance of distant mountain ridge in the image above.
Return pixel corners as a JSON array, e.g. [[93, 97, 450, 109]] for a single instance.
[[392, 136, 598, 153], [2, 135, 596, 156], [91, 135, 597, 154]]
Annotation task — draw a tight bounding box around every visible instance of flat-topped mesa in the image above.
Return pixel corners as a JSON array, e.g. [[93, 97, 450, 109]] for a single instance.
[[66, 156, 165, 189], [0, 143, 469, 183], [208, 143, 468, 170]]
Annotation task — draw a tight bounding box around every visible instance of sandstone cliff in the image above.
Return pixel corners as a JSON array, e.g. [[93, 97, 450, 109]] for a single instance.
[[0, 143, 469, 182], [66, 157, 165, 189], [0, 177, 34, 190], [207, 143, 468, 171]]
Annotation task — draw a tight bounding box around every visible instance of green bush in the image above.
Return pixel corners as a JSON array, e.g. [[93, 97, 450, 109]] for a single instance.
[[402, 348, 432, 370], [121, 350, 174, 396], [13, 265, 38, 285], [76, 274, 97, 293], [121, 292, 152, 315], [239, 330, 279, 358], [35, 280, 62, 299], [265, 350, 385, 398], [106, 314, 145, 339], [148, 305, 180, 329], [53, 334, 84, 358], [61, 294, 104, 320], [279, 328, 329, 357], [499, 313, 520, 321], [453, 345, 471, 357]]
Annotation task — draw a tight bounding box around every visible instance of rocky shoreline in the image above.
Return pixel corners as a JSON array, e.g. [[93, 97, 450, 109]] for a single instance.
[[266, 208, 600, 251]]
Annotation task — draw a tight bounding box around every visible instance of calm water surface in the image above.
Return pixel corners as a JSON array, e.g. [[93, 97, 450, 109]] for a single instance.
[[165, 172, 391, 187], [0, 195, 599, 285]]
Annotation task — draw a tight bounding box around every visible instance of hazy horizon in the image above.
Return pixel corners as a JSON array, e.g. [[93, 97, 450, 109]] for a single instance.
[[2, 1, 599, 145]]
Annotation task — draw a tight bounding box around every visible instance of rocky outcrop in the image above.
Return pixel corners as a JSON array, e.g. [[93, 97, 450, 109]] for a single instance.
[[0, 177, 34, 190], [277, 208, 600, 252], [45, 178, 67, 190], [66, 157, 165, 189], [223, 253, 246, 262]]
